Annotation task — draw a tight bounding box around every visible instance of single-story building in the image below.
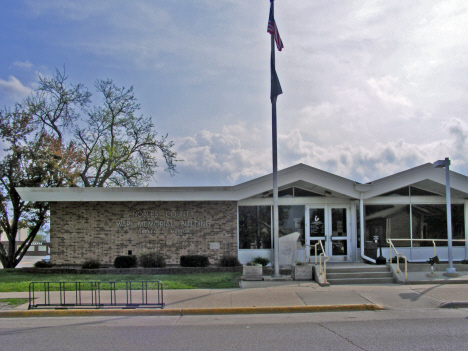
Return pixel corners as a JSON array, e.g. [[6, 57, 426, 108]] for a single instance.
[[17, 163, 468, 266]]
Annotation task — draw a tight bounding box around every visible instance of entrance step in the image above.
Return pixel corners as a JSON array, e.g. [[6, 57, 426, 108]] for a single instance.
[[326, 264, 396, 285]]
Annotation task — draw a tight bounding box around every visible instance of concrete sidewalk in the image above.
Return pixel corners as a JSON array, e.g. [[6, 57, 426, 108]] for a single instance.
[[2, 280, 468, 317]]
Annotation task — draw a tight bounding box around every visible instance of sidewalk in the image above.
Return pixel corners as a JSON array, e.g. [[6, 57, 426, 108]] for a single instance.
[[2, 279, 468, 317]]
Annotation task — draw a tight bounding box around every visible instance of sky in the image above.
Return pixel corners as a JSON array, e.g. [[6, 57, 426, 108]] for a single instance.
[[2, 0, 468, 187]]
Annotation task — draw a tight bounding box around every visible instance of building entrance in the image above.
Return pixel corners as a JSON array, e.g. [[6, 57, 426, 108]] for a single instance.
[[305, 205, 350, 262]]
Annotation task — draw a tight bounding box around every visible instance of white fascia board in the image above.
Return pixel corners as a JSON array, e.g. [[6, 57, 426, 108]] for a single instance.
[[233, 163, 360, 199], [16, 186, 239, 202], [239, 197, 355, 206], [17, 163, 362, 202], [363, 196, 466, 205], [363, 163, 468, 199]]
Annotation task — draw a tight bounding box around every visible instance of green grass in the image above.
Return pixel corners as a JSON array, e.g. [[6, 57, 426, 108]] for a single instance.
[[0, 270, 241, 292], [0, 298, 29, 308]]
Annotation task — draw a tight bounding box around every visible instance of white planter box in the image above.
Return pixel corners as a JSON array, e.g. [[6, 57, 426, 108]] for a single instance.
[[292, 265, 313, 280], [242, 265, 263, 281]]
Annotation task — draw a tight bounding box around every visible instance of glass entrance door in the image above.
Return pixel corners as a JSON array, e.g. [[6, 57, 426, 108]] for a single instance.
[[306, 205, 350, 261]]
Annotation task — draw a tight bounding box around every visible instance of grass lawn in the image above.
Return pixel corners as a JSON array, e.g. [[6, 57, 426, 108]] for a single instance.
[[0, 270, 241, 292]]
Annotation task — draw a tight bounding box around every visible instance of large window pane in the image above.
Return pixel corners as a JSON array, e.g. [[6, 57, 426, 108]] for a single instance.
[[414, 204, 465, 247], [279, 205, 305, 247], [365, 205, 411, 247], [238, 206, 271, 249]]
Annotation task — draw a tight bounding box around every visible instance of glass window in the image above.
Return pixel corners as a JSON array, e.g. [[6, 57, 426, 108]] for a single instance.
[[410, 187, 440, 196], [356, 205, 361, 248], [414, 204, 465, 247], [309, 208, 325, 237], [381, 186, 441, 196], [266, 187, 324, 197], [238, 206, 271, 249], [365, 205, 411, 247], [381, 187, 410, 197], [331, 208, 347, 237], [279, 205, 305, 246]]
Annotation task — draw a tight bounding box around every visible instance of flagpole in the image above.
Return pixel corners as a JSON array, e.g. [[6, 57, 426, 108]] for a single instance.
[[271, 0, 280, 278]]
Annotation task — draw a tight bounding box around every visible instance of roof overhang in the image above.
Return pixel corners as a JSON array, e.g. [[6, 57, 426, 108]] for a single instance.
[[17, 163, 360, 202], [361, 163, 468, 199], [16, 162, 468, 202]]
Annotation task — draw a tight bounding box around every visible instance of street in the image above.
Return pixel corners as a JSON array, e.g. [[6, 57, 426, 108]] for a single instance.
[[1, 308, 468, 350]]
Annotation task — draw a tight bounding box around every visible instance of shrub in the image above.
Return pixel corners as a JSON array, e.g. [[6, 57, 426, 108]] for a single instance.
[[180, 255, 210, 267], [34, 260, 54, 268], [82, 259, 101, 269], [391, 256, 407, 264], [252, 256, 270, 266], [219, 255, 240, 267], [114, 255, 137, 268], [139, 252, 166, 268]]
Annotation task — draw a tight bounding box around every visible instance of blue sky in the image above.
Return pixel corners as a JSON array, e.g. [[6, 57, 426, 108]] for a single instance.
[[2, 1, 468, 187]]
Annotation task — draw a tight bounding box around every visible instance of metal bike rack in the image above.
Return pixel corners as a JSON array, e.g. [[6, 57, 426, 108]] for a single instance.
[[28, 281, 165, 310]]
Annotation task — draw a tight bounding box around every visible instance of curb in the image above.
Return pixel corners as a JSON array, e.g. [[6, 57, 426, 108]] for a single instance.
[[439, 302, 468, 309], [0, 304, 384, 318]]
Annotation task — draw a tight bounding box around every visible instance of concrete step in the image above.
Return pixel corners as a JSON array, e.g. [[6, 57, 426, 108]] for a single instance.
[[327, 272, 393, 279], [324, 264, 396, 285], [326, 266, 390, 274], [327, 277, 396, 285]]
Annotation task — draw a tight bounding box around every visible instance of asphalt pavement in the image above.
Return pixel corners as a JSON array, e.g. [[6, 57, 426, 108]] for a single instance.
[[2, 260, 468, 317], [2, 278, 468, 317]]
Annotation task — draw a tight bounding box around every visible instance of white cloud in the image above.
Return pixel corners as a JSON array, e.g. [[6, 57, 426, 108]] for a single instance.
[[158, 118, 467, 186], [6, 1, 468, 187], [175, 126, 270, 183], [13, 61, 33, 69], [367, 76, 412, 107], [0, 76, 33, 101]]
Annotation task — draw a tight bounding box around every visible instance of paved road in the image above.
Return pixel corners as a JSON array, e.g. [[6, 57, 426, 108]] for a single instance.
[[1, 308, 468, 350]]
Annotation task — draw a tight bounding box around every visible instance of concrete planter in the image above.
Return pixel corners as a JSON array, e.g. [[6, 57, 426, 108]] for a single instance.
[[292, 264, 313, 280], [242, 265, 263, 281]]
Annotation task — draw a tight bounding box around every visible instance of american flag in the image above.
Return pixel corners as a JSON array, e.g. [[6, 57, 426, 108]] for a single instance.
[[267, 1, 284, 51]]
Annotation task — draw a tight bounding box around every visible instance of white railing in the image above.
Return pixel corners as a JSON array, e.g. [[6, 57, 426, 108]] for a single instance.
[[302, 242, 329, 284], [387, 239, 408, 281], [386, 238, 468, 282], [314, 241, 329, 284]]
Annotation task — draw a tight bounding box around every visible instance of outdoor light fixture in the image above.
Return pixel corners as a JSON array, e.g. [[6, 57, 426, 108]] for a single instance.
[[433, 157, 458, 276]]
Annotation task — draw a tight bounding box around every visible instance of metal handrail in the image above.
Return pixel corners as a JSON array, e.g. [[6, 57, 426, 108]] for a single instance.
[[301, 242, 329, 283], [387, 238, 468, 259], [314, 241, 329, 284], [383, 238, 467, 244], [387, 239, 408, 281]]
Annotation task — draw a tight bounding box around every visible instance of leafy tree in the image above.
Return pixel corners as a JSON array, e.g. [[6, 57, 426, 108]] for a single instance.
[[0, 108, 82, 268], [0, 69, 177, 267]]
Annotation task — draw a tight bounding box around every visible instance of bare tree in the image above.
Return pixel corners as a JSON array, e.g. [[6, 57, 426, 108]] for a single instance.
[[76, 79, 177, 187], [25, 68, 91, 143]]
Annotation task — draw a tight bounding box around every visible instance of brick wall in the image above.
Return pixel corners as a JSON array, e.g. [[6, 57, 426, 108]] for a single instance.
[[50, 201, 238, 265]]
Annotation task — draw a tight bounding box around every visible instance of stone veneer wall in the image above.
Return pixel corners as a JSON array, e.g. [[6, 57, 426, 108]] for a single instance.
[[50, 201, 238, 265]]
